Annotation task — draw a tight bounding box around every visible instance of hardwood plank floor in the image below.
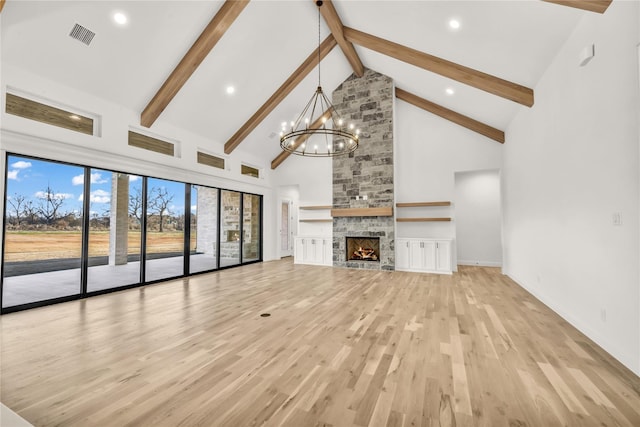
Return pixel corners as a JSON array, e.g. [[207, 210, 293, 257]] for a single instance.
[[1, 260, 639, 427]]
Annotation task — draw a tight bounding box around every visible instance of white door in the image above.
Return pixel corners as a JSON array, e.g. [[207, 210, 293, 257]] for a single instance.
[[396, 239, 410, 270], [436, 240, 452, 272], [423, 240, 437, 271], [323, 238, 333, 266], [280, 200, 292, 257], [409, 240, 424, 270], [294, 237, 305, 263], [310, 239, 324, 264]]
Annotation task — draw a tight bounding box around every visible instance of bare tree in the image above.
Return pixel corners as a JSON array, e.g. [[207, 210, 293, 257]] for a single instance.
[[7, 193, 26, 227], [23, 200, 38, 225], [37, 185, 66, 226], [148, 187, 173, 232], [128, 186, 143, 225]]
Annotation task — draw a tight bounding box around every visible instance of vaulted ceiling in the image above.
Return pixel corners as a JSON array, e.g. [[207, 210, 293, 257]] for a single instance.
[[1, 1, 610, 169]]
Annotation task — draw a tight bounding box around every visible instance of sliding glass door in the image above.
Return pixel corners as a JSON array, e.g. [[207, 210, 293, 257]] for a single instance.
[[2, 156, 84, 308], [2, 153, 263, 312], [144, 178, 185, 282], [220, 190, 241, 268], [190, 185, 219, 273], [87, 170, 142, 292], [243, 194, 261, 263]]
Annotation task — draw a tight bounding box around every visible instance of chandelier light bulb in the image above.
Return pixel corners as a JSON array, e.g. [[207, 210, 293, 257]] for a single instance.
[[356, 129, 361, 135], [338, 119, 344, 126]]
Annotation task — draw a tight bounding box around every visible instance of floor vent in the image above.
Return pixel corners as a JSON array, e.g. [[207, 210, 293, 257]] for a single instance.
[[69, 23, 95, 46]]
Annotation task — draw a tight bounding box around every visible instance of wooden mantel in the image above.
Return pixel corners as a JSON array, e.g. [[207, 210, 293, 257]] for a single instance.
[[331, 207, 393, 217]]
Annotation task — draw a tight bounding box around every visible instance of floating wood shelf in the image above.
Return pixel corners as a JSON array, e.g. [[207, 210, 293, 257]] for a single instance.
[[396, 217, 451, 222], [299, 205, 332, 210], [331, 207, 393, 217], [299, 219, 333, 223], [396, 201, 451, 207]]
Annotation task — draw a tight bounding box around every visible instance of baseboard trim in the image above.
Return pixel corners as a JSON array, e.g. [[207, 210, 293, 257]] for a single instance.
[[458, 260, 502, 267]]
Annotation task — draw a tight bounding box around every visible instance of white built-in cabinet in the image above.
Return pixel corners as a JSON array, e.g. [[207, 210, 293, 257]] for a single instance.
[[395, 238, 452, 274], [294, 236, 332, 266]]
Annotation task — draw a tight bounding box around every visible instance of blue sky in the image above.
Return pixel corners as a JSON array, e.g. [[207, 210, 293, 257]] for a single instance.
[[5, 155, 186, 217]]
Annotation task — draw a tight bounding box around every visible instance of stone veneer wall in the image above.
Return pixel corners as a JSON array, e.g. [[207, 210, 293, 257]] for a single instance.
[[332, 68, 395, 270], [196, 186, 218, 256]]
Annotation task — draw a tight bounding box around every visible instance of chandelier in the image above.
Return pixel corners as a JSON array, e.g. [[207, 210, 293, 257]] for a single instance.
[[280, 0, 359, 157]]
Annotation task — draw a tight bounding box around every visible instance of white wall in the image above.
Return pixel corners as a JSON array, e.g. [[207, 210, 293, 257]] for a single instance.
[[0, 63, 279, 261], [503, 1, 640, 374], [394, 100, 503, 248], [455, 169, 502, 267]]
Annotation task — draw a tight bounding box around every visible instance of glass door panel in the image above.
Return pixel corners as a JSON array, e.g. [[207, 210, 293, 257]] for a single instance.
[[242, 194, 261, 263], [190, 185, 218, 273], [2, 156, 84, 308], [87, 170, 141, 292], [145, 178, 185, 282], [220, 190, 240, 267]]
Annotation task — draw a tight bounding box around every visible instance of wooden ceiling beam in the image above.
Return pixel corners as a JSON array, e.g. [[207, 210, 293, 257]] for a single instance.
[[542, 0, 612, 13], [140, 0, 250, 128], [396, 87, 505, 144], [271, 108, 333, 169], [224, 35, 337, 154], [343, 27, 534, 107], [317, 0, 364, 77], [0, 0, 6, 14]]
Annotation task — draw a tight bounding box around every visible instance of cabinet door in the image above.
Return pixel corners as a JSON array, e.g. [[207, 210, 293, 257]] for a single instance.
[[310, 239, 324, 264], [294, 238, 305, 263], [435, 240, 452, 272], [409, 240, 424, 270], [323, 239, 333, 266], [396, 239, 410, 270], [423, 240, 437, 271]]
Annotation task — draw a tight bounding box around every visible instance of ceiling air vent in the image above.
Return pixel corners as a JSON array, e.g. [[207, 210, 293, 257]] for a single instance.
[[69, 23, 95, 46]]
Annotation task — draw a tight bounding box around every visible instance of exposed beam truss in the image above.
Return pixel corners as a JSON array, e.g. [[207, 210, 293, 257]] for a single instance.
[[343, 27, 534, 107], [542, 0, 612, 13], [224, 35, 337, 154], [396, 88, 505, 144], [317, 0, 364, 77], [141, 0, 250, 128]]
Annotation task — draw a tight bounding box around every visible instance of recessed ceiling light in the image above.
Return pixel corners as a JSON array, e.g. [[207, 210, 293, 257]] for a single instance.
[[226, 86, 235, 95], [449, 19, 460, 30], [445, 87, 455, 96], [113, 12, 128, 25], [69, 114, 81, 121]]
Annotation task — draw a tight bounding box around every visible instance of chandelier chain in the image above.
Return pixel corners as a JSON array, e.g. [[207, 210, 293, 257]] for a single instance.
[[317, 3, 321, 87]]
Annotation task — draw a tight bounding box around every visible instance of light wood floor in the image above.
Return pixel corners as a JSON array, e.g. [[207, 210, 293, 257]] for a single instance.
[[1, 260, 639, 427]]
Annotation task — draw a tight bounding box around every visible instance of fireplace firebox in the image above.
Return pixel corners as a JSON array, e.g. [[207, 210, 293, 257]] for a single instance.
[[346, 237, 380, 262]]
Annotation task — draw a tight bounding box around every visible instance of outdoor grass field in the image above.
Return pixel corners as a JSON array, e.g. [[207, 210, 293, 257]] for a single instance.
[[4, 231, 190, 262]]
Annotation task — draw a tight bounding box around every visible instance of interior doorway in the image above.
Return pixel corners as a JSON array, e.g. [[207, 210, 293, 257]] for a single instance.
[[454, 169, 502, 267], [280, 200, 293, 257]]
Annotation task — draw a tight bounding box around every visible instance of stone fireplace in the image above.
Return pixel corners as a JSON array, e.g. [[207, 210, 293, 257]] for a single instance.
[[346, 237, 380, 262], [332, 68, 395, 270]]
